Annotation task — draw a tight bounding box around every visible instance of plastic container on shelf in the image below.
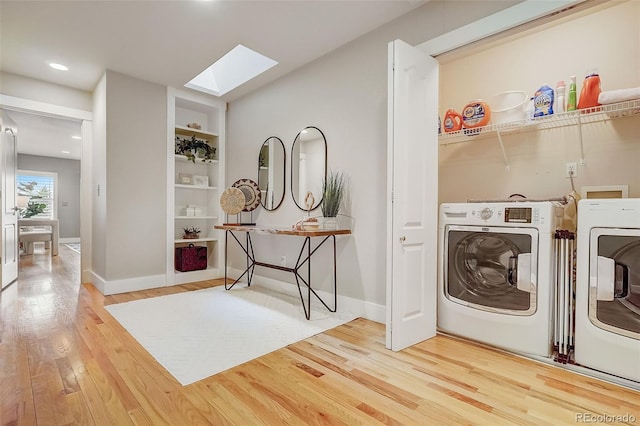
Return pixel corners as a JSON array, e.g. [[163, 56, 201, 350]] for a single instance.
[[461, 100, 491, 128], [443, 108, 463, 132], [556, 81, 566, 113], [567, 76, 577, 111], [577, 72, 602, 110], [487, 91, 528, 124]]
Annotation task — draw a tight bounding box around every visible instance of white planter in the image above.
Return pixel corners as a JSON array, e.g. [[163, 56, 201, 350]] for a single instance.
[[320, 216, 338, 230]]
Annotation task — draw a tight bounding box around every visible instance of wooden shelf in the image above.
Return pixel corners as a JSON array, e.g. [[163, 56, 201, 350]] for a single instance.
[[174, 237, 218, 244], [175, 216, 218, 220], [175, 125, 218, 140], [174, 155, 218, 164], [175, 184, 218, 190]]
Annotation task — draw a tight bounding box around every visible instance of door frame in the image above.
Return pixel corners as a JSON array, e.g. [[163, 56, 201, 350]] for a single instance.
[[386, 0, 586, 349], [0, 95, 93, 283]]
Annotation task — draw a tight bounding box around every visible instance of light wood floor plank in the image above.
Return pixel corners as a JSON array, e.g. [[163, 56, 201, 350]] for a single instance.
[[1, 244, 639, 425]]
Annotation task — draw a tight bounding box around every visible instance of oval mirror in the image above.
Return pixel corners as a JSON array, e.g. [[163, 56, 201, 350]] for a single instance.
[[257, 136, 286, 211], [291, 126, 327, 211]]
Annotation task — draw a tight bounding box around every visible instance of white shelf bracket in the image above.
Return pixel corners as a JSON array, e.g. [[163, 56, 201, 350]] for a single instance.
[[496, 129, 510, 170], [577, 118, 586, 165]]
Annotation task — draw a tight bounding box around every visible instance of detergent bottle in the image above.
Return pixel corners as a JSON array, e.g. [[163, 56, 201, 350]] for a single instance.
[[443, 108, 463, 132], [577, 71, 602, 110], [566, 76, 577, 111]]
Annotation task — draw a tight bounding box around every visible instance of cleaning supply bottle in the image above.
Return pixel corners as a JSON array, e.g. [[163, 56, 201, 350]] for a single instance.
[[577, 71, 602, 110], [567, 76, 577, 111], [443, 108, 463, 132], [556, 81, 566, 113]]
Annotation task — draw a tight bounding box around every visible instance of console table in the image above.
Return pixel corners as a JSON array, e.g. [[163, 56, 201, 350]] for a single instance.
[[214, 225, 351, 319]]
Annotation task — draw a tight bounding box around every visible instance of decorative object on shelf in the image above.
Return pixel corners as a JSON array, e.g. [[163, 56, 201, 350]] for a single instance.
[[232, 179, 261, 212], [320, 170, 346, 229], [175, 243, 207, 272], [192, 175, 209, 187], [220, 187, 245, 225], [182, 226, 201, 239], [175, 135, 216, 163], [178, 173, 193, 185], [232, 179, 261, 226], [186, 122, 201, 130], [302, 217, 320, 231], [184, 206, 203, 217]]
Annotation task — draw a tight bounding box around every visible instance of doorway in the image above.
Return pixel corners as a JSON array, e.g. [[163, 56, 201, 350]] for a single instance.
[[0, 96, 92, 287]]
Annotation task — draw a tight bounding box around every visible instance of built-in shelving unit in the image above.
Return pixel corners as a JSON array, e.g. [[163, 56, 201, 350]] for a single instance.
[[167, 88, 226, 286], [439, 99, 640, 168]]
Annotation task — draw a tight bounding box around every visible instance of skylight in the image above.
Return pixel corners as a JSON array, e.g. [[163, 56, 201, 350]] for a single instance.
[[185, 44, 278, 97]]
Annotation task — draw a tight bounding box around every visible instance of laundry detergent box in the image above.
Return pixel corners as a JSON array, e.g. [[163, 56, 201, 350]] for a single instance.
[[533, 85, 554, 117]]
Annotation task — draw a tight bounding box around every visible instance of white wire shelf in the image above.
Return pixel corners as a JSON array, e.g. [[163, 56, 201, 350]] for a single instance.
[[439, 99, 640, 145]]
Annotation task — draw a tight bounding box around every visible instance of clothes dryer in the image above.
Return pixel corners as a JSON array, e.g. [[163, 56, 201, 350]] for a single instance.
[[575, 198, 640, 383], [438, 202, 564, 357]]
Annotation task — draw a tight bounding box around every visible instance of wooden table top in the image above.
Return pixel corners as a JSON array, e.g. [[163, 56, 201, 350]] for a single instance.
[[214, 224, 351, 237]]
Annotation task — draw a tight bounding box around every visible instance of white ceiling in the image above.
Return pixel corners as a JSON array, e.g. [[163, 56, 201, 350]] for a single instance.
[[1, 0, 425, 160]]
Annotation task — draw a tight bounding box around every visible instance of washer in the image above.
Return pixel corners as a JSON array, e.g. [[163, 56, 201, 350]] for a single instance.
[[575, 198, 640, 383], [438, 201, 564, 357]]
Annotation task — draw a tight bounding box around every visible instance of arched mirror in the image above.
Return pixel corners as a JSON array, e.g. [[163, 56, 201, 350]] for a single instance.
[[257, 136, 286, 211], [291, 126, 327, 211]]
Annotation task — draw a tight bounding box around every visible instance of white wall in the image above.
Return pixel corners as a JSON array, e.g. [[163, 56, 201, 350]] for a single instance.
[[439, 0, 640, 202], [226, 1, 518, 306], [104, 71, 167, 283], [0, 72, 92, 111]]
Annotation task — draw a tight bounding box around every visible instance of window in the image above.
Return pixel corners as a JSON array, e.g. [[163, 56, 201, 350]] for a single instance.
[[17, 170, 58, 219]]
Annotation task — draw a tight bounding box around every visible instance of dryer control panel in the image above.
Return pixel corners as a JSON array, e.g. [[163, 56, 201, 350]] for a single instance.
[[504, 207, 533, 223]]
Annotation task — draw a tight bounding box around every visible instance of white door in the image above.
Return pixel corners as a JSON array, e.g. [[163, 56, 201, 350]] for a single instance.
[[1, 114, 19, 289], [386, 40, 439, 351]]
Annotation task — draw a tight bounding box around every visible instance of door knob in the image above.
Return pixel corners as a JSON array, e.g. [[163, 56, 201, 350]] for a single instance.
[[400, 236, 406, 243]]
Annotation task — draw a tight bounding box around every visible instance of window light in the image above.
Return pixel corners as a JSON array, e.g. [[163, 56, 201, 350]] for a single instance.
[[185, 44, 278, 97]]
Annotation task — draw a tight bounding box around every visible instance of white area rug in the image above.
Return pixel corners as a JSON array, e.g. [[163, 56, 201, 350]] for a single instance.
[[105, 284, 357, 386]]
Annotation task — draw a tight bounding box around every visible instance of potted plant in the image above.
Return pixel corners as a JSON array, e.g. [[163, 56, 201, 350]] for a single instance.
[[320, 170, 346, 229], [175, 135, 216, 163], [182, 226, 201, 239]]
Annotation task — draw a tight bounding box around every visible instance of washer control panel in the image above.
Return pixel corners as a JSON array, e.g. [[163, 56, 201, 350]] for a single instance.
[[504, 207, 533, 223], [469, 206, 540, 225]]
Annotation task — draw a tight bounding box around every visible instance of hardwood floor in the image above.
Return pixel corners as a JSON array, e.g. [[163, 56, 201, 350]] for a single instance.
[[2, 244, 639, 425]]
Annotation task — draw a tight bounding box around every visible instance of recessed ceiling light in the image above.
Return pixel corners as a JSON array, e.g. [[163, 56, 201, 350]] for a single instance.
[[61, 150, 71, 154], [71, 135, 81, 140], [49, 62, 69, 71], [185, 44, 278, 97]]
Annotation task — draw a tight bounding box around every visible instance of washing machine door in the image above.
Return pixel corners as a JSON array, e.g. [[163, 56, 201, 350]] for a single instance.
[[589, 228, 640, 339], [444, 225, 538, 315]]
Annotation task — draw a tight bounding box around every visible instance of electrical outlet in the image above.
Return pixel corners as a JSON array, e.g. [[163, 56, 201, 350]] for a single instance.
[[565, 162, 577, 178], [280, 256, 286, 267]]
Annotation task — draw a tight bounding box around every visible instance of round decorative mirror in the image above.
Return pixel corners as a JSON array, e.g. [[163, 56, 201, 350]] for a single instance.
[[291, 126, 327, 211], [257, 136, 286, 211]]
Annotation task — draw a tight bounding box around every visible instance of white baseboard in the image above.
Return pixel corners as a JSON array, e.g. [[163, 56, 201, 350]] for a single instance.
[[60, 237, 80, 243], [227, 267, 385, 324], [90, 271, 167, 296]]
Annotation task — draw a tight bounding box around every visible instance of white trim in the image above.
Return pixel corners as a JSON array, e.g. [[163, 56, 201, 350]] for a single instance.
[[417, 0, 584, 56], [91, 272, 167, 296], [0, 94, 92, 121], [59, 237, 80, 243], [228, 268, 385, 324]]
